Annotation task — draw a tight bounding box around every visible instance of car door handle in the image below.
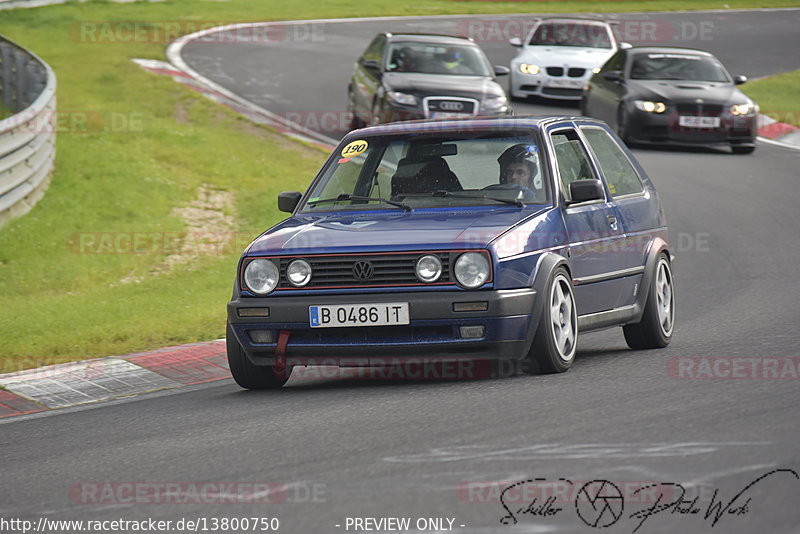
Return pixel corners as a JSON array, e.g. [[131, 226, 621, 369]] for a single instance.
[[607, 214, 618, 230]]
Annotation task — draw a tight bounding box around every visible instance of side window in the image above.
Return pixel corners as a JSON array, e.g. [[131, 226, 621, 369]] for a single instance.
[[601, 50, 625, 72], [550, 130, 599, 201], [582, 128, 644, 197], [362, 35, 385, 63]]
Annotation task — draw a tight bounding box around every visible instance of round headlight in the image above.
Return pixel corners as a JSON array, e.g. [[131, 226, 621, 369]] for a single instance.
[[415, 255, 442, 283], [454, 252, 490, 289], [244, 259, 280, 295], [287, 259, 312, 287]]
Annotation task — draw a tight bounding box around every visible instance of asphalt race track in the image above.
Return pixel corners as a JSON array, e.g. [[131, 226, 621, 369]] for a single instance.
[[3, 9, 800, 534]]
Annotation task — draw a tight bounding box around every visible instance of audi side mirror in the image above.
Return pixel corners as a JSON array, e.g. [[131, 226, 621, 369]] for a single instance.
[[362, 59, 380, 71], [494, 65, 510, 76], [278, 191, 302, 213], [733, 75, 747, 85]]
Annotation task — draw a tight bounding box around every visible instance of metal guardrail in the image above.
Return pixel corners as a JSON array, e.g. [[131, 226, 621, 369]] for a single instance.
[[0, 34, 56, 228]]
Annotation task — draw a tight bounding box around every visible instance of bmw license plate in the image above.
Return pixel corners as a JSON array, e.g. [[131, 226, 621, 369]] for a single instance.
[[309, 303, 410, 328], [548, 79, 584, 88], [679, 116, 721, 128]]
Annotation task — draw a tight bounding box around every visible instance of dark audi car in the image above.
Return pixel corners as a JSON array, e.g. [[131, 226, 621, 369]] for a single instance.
[[226, 117, 674, 389], [581, 47, 757, 153], [348, 33, 511, 127]]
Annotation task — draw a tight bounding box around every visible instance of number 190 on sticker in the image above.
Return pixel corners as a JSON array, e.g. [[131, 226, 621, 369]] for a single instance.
[[309, 303, 409, 328]]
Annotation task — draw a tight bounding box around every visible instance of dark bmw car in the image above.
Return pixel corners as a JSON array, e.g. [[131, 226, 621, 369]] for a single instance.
[[348, 33, 511, 127], [226, 116, 675, 389], [581, 47, 757, 153]]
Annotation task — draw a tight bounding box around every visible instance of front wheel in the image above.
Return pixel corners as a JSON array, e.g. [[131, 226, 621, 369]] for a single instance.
[[623, 254, 674, 349], [616, 105, 631, 145], [226, 324, 292, 389], [525, 267, 578, 374]]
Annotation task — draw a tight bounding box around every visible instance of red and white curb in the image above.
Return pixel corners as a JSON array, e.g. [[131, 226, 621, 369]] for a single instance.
[[757, 113, 800, 149], [0, 340, 228, 419]]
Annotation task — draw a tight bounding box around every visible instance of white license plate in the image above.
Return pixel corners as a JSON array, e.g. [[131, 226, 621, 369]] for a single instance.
[[548, 79, 584, 88], [679, 116, 721, 128], [309, 303, 410, 328], [430, 112, 471, 120]]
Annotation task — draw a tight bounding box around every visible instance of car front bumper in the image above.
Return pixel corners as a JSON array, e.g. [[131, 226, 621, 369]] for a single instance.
[[510, 71, 590, 100], [625, 108, 757, 147], [227, 288, 538, 367]]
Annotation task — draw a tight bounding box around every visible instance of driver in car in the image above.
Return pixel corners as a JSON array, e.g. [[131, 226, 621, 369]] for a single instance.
[[497, 144, 545, 201]]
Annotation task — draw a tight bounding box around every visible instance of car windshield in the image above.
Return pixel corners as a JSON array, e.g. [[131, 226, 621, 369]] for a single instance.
[[300, 130, 550, 212], [630, 53, 731, 82], [385, 43, 492, 76], [528, 21, 613, 49]]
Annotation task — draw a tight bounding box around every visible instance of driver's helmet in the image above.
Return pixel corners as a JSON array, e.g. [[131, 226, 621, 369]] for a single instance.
[[498, 143, 539, 187], [440, 47, 463, 69]]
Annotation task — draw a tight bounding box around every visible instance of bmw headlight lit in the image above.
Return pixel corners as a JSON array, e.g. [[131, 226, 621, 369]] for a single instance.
[[415, 255, 442, 283], [244, 259, 280, 295], [634, 100, 667, 113], [518, 63, 540, 75], [482, 96, 508, 111], [386, 91, 418, 106], [286, 259, 312, 287], [454, 252, 490, 289], [592, 67, 601, 74], [731, 102, 755, 115]]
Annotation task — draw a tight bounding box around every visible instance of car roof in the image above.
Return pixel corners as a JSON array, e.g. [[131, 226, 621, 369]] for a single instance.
[[345, 116, 603, 138], [537, 17, 611, 25], [384, 33, 476, 46], [626, 46, 715, 57]]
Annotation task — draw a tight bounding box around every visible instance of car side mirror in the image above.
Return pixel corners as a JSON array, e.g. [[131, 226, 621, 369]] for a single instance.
[[278, 191, 302, 213], [494, 65, 510, 76], [619, 42, 633, 49], [509, 37, 523, 47], [733, 75, 747, 85], [602, 70, 623, 83], [362, 59, 380, 71], [567, 180, 605, 204]]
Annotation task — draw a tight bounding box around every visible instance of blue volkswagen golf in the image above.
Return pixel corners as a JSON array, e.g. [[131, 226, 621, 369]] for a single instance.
[[226, 116, 674, 389]]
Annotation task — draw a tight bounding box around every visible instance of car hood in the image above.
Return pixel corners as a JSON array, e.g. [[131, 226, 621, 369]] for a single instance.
[[515, 46, 614, 68], [627, 79, 744, 103], [247, 207, 548, 256], [383, 72, 505, 99]]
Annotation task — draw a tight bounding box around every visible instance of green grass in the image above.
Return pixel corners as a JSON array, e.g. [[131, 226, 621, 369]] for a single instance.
[[742, 69, 800, 128], [0, 0, 798, 372]]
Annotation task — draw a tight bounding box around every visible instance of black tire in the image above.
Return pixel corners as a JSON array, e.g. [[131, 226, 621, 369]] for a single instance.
[[616, 105, 631, 145], [347, 90, 364, 130], [623, 254, 674, 349], [226, 323, 292, 389], [525, 267, 578, 374], [732, 145, 755, 154]]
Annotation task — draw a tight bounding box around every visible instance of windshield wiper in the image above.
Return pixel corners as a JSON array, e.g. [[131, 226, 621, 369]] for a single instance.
[[399, 190, 525, 207], [307, 193, 413, 211]]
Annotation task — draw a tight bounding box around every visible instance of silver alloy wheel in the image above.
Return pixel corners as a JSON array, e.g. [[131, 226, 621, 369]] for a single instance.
[[549, 273, 578, 362], [655, 258, 674, 337]]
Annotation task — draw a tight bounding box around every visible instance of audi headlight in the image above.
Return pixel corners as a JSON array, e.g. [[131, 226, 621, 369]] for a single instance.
[[731, 102, 755, 115], [415, 255, 442, 283], [386, 91, 418, 106], [518, 63, 540, 75], [482, 96, 508, 111], [244, 259, 280, 295], [286, 259, 312, 287], [634, 100, 667, 113], [454, 252, 490, 289]]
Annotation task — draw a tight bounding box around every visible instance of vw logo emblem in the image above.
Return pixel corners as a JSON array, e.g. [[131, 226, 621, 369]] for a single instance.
[[352, 260, 374, 281], [439, 101, 464, 112]]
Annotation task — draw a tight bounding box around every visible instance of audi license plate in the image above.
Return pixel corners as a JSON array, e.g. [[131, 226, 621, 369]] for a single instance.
[[679, 116, 721, 128], [430, 112, 471, 120], [309, 303, 410, 328]]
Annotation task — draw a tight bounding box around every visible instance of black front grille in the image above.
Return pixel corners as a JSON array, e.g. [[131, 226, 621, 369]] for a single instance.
[[426, 99, 476, 114], [546, 67, 564, 77], [277, 253, 452, 289], [676, 103, 724, 116], [567, 68, 586, 78], [541, 87, 583, 97]]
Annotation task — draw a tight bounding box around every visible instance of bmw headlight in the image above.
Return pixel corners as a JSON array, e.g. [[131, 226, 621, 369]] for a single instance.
[[634, 100, 667, 113], [286, 259, 312, 287], [415, 255, 442, 283], [454, 252, 491, 289], [518, 63, 540, 75], [386, 91, 418, 106], [244, 259, 280, 295], [731, 102, 755, 115], [482, 96, 508, 111]]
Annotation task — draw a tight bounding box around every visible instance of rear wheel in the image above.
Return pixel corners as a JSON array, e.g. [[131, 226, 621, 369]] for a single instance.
[[525, 267, 578, 374], [226, 324, 292, 389], [623, 254, 674, 349]]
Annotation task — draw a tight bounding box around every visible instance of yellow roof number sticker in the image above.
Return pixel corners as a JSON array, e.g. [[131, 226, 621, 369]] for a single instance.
[[341, 140, 369, 159]]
